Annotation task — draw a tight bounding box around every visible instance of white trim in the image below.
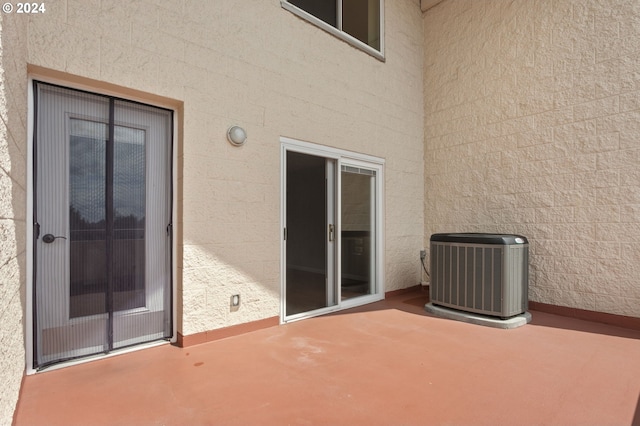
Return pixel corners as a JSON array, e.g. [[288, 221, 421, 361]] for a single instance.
[[284, 304, 348, 324], [25, 75, 179, 374], [171, 110, 178, 345], [280, 136, 384, 165], [280, 0, 385, 61], [379, 0, 386, 58], [280, 137, 385, 324], [279, 145, 286, 324], [326, 159, 337, 308]]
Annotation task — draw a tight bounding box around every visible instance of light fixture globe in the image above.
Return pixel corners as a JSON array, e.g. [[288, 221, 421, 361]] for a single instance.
[[227, 125, 247, 146]]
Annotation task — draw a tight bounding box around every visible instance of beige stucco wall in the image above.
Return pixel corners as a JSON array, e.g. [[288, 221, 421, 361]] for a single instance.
[[0, 9, 28, 426], [20, 0, 424, 335], [423, 0, 640, 317], [1, 1, 424, 418]]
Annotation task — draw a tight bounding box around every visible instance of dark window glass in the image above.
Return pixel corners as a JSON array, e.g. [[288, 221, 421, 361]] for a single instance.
[[287, 0, 381, 51], [289, 0, 337, 27], [342, 0, 380, 50]]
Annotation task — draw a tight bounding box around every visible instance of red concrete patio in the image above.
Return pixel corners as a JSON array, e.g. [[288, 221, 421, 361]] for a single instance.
[[14, 288, 640, 426]]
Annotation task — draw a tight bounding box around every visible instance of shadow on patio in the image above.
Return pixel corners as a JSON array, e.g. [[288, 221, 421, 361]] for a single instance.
[[14, 288, 640, 426]]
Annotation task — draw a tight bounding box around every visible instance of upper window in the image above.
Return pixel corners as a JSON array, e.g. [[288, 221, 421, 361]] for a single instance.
[[282, 0, 383, 59]]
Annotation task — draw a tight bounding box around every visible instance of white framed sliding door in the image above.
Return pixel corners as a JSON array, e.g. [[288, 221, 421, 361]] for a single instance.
[[281, 138, 384, 322]]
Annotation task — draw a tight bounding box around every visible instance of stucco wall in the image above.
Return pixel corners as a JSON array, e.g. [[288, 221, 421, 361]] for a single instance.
[[23, 0, 424, 337], [0, 10, 28, 426], [423, 0, 640, 317]]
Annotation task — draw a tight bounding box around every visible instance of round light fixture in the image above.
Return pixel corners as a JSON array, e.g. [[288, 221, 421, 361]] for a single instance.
[[227, 125, 247, 146]]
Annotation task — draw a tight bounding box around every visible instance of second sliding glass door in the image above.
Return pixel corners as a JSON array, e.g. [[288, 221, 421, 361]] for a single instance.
[[282, 141, 383, 322]]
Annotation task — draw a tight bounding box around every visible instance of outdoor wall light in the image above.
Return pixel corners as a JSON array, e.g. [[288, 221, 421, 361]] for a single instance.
[[227, 125, 247, 146]]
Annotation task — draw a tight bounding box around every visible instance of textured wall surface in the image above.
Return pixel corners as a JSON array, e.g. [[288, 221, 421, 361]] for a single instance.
[[423, 0, 640, 317], [0, 10, 28, 426], [23, 0, 424, 336], [5, 0, 640, 421]]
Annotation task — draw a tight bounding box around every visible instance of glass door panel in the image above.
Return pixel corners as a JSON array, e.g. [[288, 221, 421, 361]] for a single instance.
[[285, 151, 337, 316], [69, 119, 108, 318], [341, 165, 376, 300], [113, 125, 146, 312]]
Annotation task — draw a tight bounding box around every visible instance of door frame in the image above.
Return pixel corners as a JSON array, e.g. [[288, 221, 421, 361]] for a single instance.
[[280, 137, 385, 323], [25, 73, 179, 374]]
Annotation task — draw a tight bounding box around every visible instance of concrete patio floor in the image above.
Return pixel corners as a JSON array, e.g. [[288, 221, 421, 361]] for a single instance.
[[14, 288, 640, 426]]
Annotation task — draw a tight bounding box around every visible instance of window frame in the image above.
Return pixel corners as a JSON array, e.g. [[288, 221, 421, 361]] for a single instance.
[[281, 0, 385, 61]]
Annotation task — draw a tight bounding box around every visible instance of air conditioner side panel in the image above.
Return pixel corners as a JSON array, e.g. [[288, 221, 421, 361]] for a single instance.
[[430, 241, 528, 318]]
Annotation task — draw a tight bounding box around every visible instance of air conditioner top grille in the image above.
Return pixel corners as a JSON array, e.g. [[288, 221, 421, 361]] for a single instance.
[[430, 233, 528, 245]]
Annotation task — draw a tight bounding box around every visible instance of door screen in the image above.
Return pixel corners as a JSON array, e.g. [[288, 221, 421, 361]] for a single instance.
[[33, 82, 173, 369]]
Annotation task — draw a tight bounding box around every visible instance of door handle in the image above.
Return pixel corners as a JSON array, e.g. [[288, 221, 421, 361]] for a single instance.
[[42, 234, 67, 244], [328, 224, 335, 242]]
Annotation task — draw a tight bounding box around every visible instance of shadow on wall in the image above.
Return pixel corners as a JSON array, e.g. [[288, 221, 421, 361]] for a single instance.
[[2, 16, 29, 325], [633, 392, 640, 426], [1, 10, 29, 425]]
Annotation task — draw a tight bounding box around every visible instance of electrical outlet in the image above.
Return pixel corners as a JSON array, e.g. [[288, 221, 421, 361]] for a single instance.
[[420, 250, 426, 261], [230, 294, 240, 311]]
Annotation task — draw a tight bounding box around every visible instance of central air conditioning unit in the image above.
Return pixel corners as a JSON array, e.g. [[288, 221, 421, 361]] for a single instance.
[[430, 233, 529, 319]]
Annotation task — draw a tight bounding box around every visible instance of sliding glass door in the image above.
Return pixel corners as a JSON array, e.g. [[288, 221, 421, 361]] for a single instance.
[[282, 140, 383, 321]]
